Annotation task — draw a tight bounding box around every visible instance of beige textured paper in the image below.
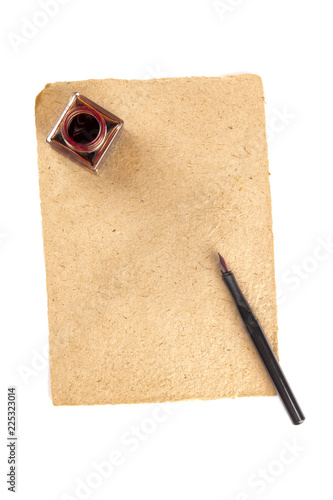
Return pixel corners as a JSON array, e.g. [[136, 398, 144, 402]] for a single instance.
[[35, 74, 278, 406]]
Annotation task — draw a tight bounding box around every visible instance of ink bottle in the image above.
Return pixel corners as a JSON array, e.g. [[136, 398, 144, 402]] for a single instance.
[[46, 93, 123, 173]]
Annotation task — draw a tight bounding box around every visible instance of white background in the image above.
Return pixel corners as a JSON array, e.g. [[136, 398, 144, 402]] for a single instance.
[[1, 1, 332, 499]]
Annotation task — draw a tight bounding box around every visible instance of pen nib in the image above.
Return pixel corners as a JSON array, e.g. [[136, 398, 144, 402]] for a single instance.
[[218, 253, 229, 274]]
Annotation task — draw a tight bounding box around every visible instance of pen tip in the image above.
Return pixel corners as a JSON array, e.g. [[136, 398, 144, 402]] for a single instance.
[[218, 253, 229, 274]]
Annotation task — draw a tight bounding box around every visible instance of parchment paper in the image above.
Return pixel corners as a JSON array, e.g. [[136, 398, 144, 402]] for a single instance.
[[35, 74, 278, 405]]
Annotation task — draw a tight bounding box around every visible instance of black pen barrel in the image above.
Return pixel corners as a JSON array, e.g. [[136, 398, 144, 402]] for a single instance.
[[222, 271, 305, 425]]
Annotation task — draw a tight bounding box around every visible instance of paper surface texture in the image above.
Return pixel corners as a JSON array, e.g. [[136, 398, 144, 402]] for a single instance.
[[35, 74, 278, 405]]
